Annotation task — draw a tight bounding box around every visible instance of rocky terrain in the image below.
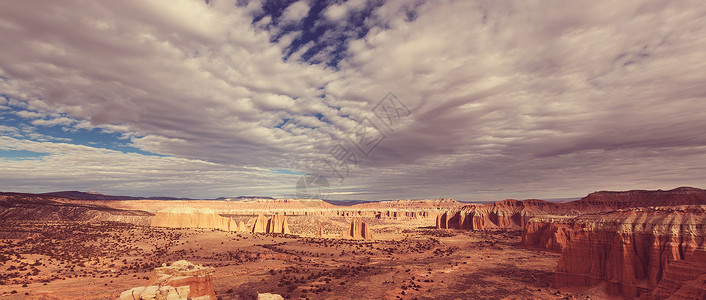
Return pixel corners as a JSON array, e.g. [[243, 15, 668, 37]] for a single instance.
[[436, 187, 706, 231], [0, 192, 153, 225], [1, 187, 705, 299], [547, 206, 705, 298], [56, 197, 454, 221], [436, 187, 706, 299]]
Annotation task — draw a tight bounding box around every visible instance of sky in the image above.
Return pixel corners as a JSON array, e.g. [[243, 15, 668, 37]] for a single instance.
[[1, 0, 705, 201]]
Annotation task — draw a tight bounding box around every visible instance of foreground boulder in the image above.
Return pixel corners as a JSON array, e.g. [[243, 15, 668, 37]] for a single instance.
[[257, 293, 284, 300], [120, 260, 216, 299], [120, 285, 190, 300]]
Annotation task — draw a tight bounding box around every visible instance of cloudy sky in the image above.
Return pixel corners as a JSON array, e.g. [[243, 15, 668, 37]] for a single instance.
[[1, 0, 705, 201]]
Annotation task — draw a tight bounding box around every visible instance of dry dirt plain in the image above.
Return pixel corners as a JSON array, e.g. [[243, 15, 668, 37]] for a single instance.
[[0, 217, 578, 299]]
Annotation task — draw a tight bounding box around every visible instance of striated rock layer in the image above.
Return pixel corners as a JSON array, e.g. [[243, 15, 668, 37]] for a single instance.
[[151, 207, 238, 232], [437, 187, 706, 231], [649, 248, 706, 299], [62, 197, 457, 220], [436, 199, 576, 231], [545, 206, 706, 299]]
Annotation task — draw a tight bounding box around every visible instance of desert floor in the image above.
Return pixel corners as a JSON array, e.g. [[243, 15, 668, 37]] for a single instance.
[[0, 218, 586, 299]]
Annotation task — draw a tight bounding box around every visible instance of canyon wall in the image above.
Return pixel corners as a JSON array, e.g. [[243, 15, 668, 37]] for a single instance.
[[151, 207, 238, 231], [60, 197, 452, 220], [251, 214, 291, 234], [545, 206, 706, 299], [437, 187, 706, 232], [436, 199, 575, 231], [433, 187, 706, 298], [649, 248, 706, 299]]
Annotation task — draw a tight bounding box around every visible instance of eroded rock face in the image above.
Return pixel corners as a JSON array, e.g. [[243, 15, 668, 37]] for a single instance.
[[151, 207, 236, 231], [266, 215, 290, 234], [340, 218, 373, 240], [436, 199, 574, 231], [251, 214, 268, 233], [549, 206, 706, 299], [649, 249, 706, 299], [153, 260, 216, 299], [436, 187, 706, 232], [120, 260, 215, 299], [250, 214, 291, 234], [520, 216, 582, 252]]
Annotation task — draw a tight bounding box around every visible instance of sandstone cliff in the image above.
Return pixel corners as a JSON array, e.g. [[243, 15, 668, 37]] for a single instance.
[[251, 214, 268, 233], [340, 218, 373, 240], [250, 214, 291, 234], [649, 248, 706, 299], [266, 215, 290, 234], [437, 187, 706, 232], [436, 199, 575, 231], [63, 197, 450, 220], [548, 206, 706, 299], [151, 207, 236, 231]]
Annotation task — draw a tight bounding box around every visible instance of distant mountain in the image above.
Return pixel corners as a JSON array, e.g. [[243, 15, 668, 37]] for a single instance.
[[0, 192, 153, 222], [216, 196, 275, 201], [40, 191, 193, 201], [323, 199, 378, 206]]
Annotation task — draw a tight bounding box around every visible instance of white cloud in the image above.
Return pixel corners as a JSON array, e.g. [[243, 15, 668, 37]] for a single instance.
[[15, 110, 43, 119], [279, 1, 310, 24], [0, 125, 19, 134], [31, 117, 75, 127], [0, 136, 299, 197], [323, 0, 367, 24], [0, 1, 705, 200]]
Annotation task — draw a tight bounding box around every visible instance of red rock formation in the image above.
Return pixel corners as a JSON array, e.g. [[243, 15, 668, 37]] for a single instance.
[[151, 207, 236, 231], [551, 206, 706, 299], [649, 248, 706, 299], [250, 214, 291, 234], [60, 196, 449, 220], [251, 214, 268, 233], [520, 216, 589, 252], [437, 187, 706, 232], [266, 215, 290, 234], [340, 218, 373, 240], [436, 199, 574, 231], [121, 260, 215, 299], [316, 224, 323, 238]]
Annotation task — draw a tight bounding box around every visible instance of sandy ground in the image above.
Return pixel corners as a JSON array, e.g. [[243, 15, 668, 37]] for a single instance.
[[0, 218, 597, 299]]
